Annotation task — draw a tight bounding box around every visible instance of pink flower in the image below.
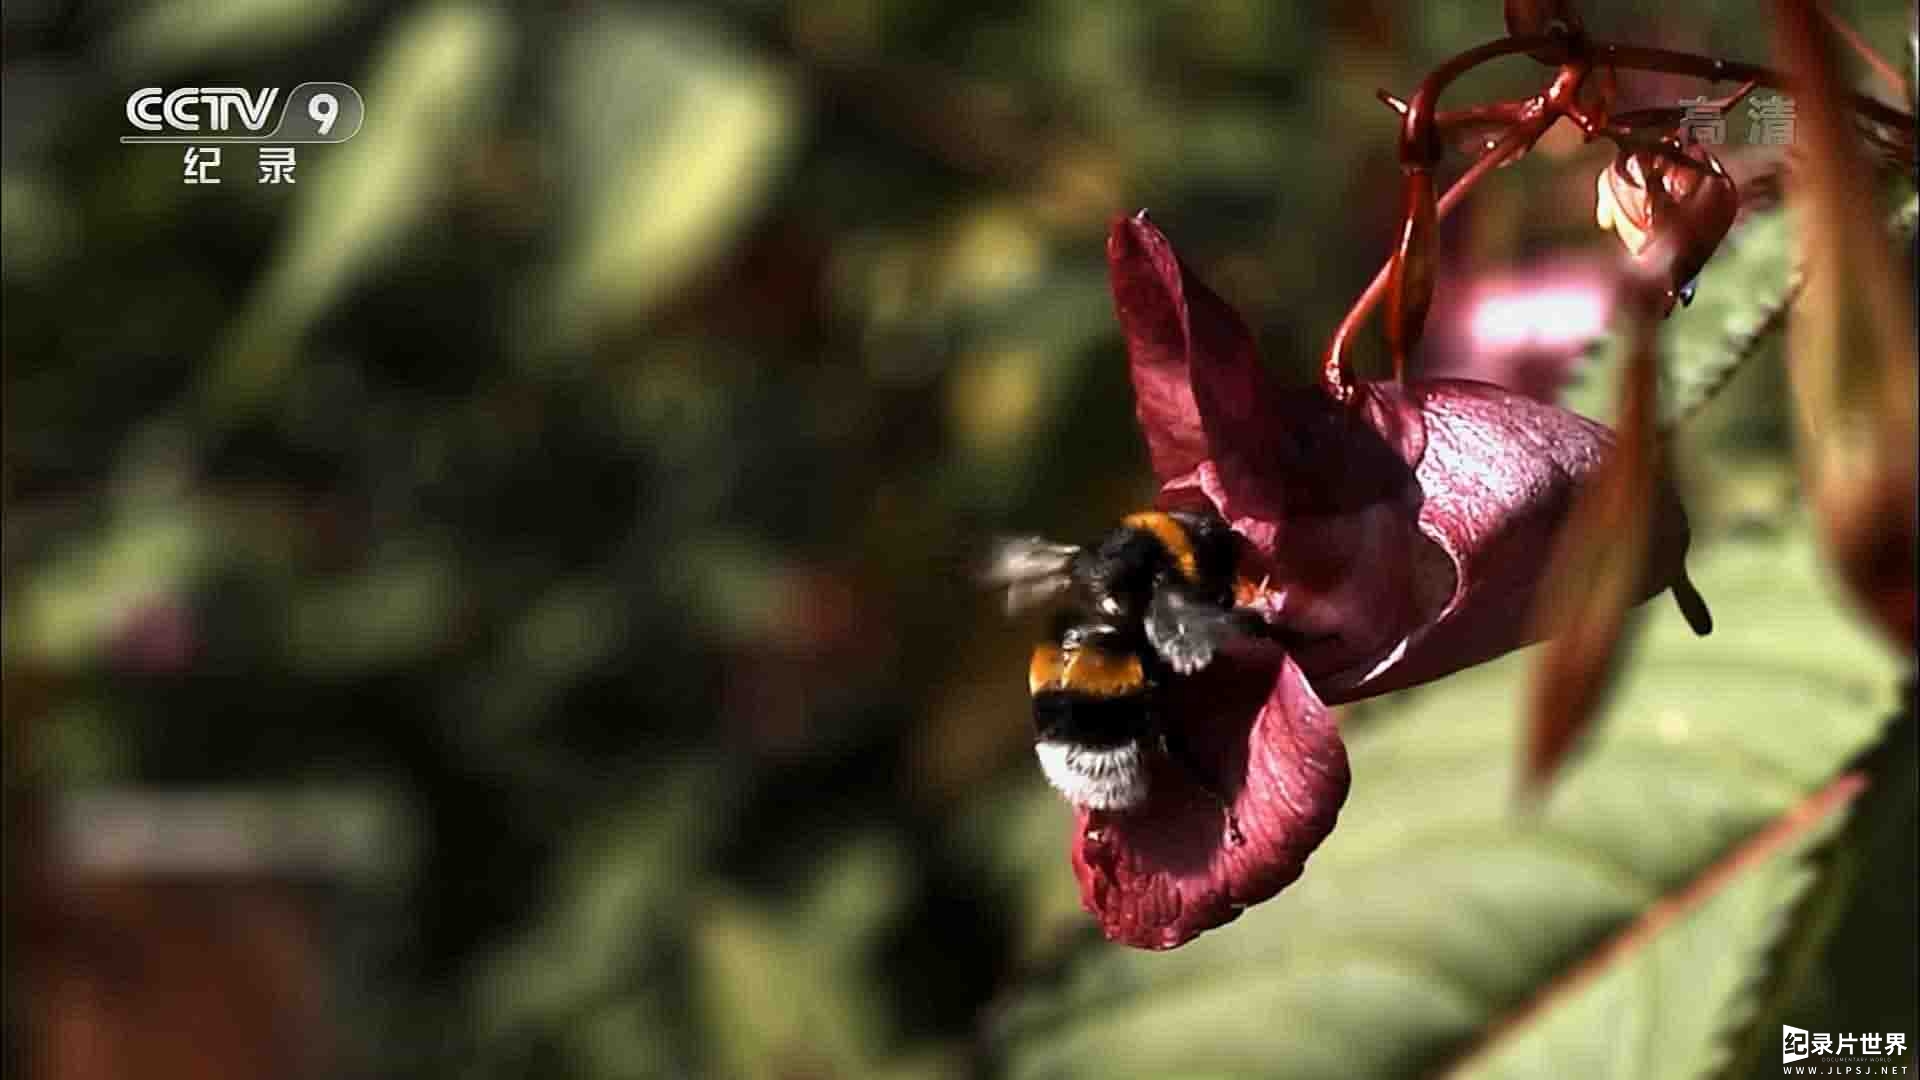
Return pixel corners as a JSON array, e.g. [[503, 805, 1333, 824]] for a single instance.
[[1417, 255, 1617, 403], [1074, 213, 1697, 948], [107, 596, 199, 677]]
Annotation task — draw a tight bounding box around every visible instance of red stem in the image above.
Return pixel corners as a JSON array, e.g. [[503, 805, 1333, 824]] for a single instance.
[[1585, 39, 1911, 132], [1319, 116, 1553, 396], [1387, 41, 1592, 377], [1377, 92, 1531, 135], [1400, 35, 1560, 166], [1318, 23, 1914, 400], [1322, 56, 1586, 397]]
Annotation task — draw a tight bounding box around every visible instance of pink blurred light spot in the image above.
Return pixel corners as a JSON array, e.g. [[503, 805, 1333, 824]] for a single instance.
[[1468, 283, 1611, 351], [1421, 256, 1619, 402], [108, 597, 198, 677]]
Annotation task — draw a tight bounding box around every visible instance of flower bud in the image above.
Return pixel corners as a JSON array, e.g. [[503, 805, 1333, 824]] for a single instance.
[[1595, 141, 1739, 308]]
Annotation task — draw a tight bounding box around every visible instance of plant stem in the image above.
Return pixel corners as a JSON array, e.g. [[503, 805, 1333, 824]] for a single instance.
[[1319, 19, 1915, 399], [1584, 39, 1912, 134], [1320, 120, 1549, 396], [1323, 52, 1585, 397]]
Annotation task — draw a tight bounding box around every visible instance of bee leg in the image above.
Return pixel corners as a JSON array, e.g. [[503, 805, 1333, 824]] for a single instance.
[[1158, 725, 1243, 847]]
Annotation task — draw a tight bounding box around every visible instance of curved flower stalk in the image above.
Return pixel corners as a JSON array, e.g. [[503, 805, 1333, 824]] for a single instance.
[[1073, 214, 1700, 948]]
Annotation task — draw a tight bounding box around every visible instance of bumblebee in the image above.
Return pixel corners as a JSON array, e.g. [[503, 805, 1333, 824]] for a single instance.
[[986, 510, 1273, 813]]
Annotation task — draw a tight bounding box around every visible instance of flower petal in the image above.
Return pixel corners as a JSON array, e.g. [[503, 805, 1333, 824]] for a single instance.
[[1109, 217, 1696, 702], [1153, 383, 1451, 687], [1112, 214, 1447, 669], [1311, 379, 1694, 701], [1108, 211, 1268, 484], [1071, 646, 1349, 949], [1111, 215, 1432, 502]]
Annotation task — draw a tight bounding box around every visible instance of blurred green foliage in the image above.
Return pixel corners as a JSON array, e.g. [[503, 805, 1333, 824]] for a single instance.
[[3, 1, 1913, 1077]]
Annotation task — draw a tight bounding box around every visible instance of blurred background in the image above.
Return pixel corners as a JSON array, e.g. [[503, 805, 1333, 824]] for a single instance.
[[4, 2, 1914, 1077]]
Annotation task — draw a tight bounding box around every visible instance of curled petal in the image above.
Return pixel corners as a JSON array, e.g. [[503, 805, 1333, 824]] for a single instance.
[[1596, 154, 1655, 255], [1113, 214, 1441, 669], [1110, 212, 1285, 488], [1157, 390, 1448, 676], [1314, 380, 1694, 701], [1072, 646, 1349, 949], [1162, 378, 1693, 705]]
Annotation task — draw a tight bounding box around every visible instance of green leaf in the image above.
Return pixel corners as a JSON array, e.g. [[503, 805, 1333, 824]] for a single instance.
[[987, 522, 1905, 1079], [207, 3, 512, 415], [1564, 207, 1796, 430], [689, 838, 915, 1079], [3, 506, 209, 668], [1713, 706, 1918, 1080], [535, 9, 800, 353], [1567, 196, 1917, 439], [1457, 770, 1859, 1080], [0, 173, 80, 283], [286, 542, 458, 674], [106, 0, 364, 70], [470, 767, 742, 1073]]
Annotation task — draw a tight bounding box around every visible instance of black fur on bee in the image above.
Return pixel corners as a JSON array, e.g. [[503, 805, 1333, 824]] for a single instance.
[[985, 510, 1269, 821]]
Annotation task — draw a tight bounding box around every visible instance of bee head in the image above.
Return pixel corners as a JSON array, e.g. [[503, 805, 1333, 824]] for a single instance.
[[1078, 510, 1239, 617]]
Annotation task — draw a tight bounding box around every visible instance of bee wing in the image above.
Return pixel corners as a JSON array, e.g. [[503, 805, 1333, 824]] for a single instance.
[[980, 537, 1081, 615], [1144, 587, 1273, 675]]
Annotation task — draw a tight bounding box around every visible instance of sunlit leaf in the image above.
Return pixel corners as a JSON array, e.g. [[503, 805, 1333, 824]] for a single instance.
[[0, 173, 79, 282], [538, 9, 800, 352], [691, 846, 910, 1078], [3, 508, 208, 668], [1711, 706, 1917, 1079], [207, 3, 511, 415], [1457, 770, 1861, 1079], [106, 0, 364, 69]]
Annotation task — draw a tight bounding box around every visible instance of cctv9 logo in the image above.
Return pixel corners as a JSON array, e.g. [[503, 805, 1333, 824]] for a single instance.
[[122, 82, 364, 144]]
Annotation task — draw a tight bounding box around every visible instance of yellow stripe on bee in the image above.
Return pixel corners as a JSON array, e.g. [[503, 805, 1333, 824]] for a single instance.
[[1030, 640, 1144, 698], [1029, 643, 1067, 694], [1121, 511, 1200, 584]]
